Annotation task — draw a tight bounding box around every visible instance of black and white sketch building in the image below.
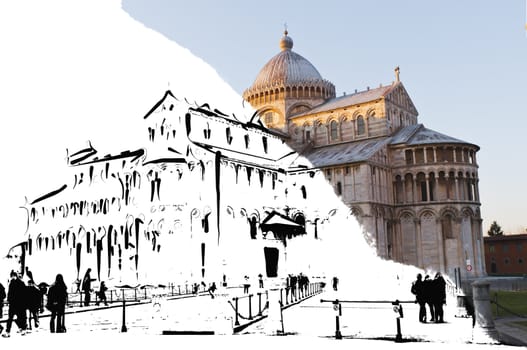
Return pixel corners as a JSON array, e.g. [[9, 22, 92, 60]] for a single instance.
[[9, 90, 355, 286]]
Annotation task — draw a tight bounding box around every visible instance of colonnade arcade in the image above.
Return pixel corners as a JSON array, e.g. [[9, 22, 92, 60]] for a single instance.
[[394, 169, 479, 204]]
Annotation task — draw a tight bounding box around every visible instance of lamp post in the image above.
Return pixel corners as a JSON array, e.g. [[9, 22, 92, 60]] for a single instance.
[[121, 289, 127, 332]]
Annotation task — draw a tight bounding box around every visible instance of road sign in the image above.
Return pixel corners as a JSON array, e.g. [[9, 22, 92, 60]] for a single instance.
[[466, 264, 472, 272]]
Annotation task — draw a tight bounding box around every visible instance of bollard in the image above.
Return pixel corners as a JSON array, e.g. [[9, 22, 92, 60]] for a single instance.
[[392, 300, 404, 343], [257, 292, 262, 316], [178, 285, 181, 295], [121, 289, 127, 332], [234, 297, 240, 326], [248, 294, 253, 320], [334, 300, 342, 339]]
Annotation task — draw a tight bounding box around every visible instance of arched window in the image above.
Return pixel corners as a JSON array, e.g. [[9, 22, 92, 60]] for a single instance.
[[442, 214, 454, 239], [330, 120, 338, 141], [336, 182, 342, 196], [356, 116, 365, 135]]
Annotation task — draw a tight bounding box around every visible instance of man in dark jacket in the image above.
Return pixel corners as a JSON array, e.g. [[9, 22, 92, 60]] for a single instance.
[[423, 275, 435, 322], [2, 271, 27, 337], [0, 281, 5, 334], [411, 273, 427, 323]]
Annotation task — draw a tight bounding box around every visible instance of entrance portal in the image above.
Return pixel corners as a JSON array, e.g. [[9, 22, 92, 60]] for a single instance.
[[264, 247, 279, 277]]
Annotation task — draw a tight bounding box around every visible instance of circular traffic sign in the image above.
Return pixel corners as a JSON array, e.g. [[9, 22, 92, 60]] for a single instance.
[[466, 264, 473, 271]]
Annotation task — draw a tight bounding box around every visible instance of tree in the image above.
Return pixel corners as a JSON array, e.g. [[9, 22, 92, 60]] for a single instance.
[[487, 221, 504, 236]]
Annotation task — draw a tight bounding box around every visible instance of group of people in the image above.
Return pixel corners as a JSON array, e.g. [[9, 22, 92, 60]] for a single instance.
[[411, 272, 447, 323], [0, 271, 68, 337], [286, 273, 310, 298]]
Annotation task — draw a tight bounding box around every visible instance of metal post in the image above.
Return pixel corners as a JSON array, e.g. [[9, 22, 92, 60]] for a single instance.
[[257, 292, 262, 316], [395, 318, 402, 342], [178, 285, 181, 295], [234, 297, 240, 326], [121, 289, 127, 332], [144, 288, 147, 300], [335, 301, 342, 339], [134, 289, 137, 301], [249, 294, 253, 320], [392, 300, 403, 342]]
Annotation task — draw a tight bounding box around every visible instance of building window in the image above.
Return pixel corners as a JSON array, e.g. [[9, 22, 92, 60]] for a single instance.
[[336, 182, 342, 196], [519, 258, 524, 264], [489, 244, 495, 253], [262, 136, 268, 153], [304, 130, 311, 144], [503, 244, 509, 253], [356, 116, 365, 135], [264, 112, 273, 125], [330, 120, 338, 141], [405, 150, 413, 165], [244, 134, 250, 148], [504, 258, 510, 265], [325, 169, 331, 179], [517, 243, 523, 252], [345, 166, 350, 175], [442, 214, 454, 239], [226, 127, 233, 145]]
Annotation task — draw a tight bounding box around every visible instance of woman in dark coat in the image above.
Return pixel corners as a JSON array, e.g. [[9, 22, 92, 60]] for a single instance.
[[432, 272, 446, 323], [47, 274, 68, 333]]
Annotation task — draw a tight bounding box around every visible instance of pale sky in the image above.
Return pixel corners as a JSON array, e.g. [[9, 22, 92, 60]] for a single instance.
[[0, 1, 425, 287], [122, 0, 527, 234]]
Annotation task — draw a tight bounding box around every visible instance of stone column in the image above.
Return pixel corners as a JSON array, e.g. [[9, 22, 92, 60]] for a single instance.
[[471, 280, 500, 344], [415, 218, 422, 268]]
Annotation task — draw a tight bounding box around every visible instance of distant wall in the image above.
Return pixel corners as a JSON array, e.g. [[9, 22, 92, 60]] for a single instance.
[[461, 277, 527, 294]]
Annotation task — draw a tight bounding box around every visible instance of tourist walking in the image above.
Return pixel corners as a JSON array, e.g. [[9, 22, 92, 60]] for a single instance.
[[47, 274, 68, 333], [423, 275, 435, 322], [26, 280, 42, 329], [96, 281, 108, 306], [411, 273, 427, 322], [81, 268, 95, 306], [432, 272, 446, 323], [258, 273, 264, 288], [0, 280, 5, 334], [332, 276, 339, 291], [2, 271, 27, 337], [243, 275, 250, 294], [0, 280, 5, 317]]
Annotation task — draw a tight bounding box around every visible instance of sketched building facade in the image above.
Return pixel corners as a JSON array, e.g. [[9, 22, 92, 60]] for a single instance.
[[13, 90, 349, 285], [243, 31, 485, 278]]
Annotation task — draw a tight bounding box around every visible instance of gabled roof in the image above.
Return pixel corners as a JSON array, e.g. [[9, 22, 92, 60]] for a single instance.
[[291, 83, 395, 118], [390, 124, 478, 149], [301, 137, 391, 168]]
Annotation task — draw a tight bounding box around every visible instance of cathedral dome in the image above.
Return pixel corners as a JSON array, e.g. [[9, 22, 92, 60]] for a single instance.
[[243, 31, 335, 101]]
